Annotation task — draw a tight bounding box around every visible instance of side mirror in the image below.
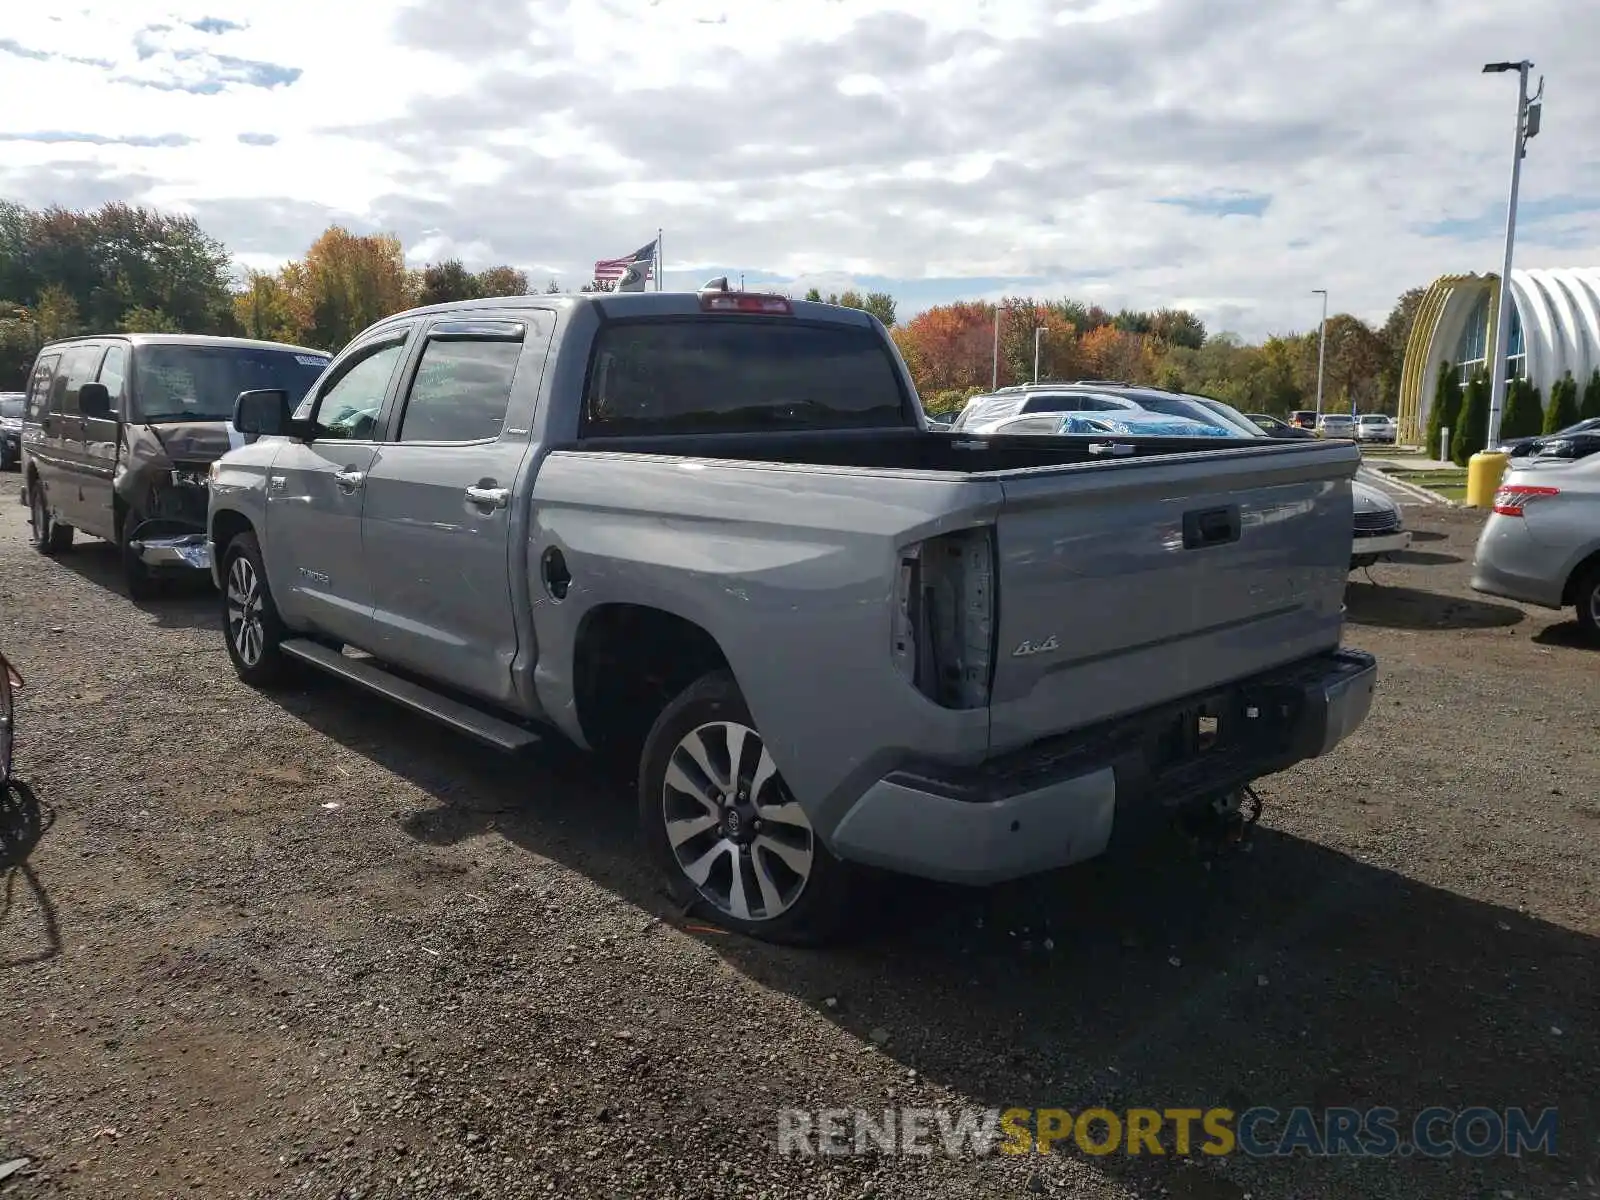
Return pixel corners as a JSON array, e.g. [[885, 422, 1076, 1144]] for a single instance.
[[234, 389, 292, 437], [79, 382, 112, 420]]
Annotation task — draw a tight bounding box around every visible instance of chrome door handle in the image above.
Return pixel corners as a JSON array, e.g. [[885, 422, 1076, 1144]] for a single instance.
[[334, 469, 365, 490], [464, 485, 510, 509]]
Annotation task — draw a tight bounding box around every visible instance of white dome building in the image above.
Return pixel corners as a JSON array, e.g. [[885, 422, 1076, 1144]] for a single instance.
[[1397, 267, 1600, 446]]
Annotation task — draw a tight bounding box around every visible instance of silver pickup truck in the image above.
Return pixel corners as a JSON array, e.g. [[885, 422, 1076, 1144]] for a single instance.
[[207, 284, 1376, 943]]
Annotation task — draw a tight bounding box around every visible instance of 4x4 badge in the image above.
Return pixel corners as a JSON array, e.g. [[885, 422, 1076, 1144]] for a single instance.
[[1011, 635, 1059, 658]]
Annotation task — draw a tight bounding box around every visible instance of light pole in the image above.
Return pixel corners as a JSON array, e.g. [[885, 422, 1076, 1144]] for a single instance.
[[1311, 289, 1328, 420], [991, 304, 1001, 391], [1483, 59, 1542, 448], [1033, 326, 1047, 382]]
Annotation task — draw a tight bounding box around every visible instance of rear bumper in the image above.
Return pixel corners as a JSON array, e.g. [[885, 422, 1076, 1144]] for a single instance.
[[828, 648, 1377, 885]]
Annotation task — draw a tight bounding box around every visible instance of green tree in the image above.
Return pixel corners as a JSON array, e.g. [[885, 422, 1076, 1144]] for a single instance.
[[417, 259, 480, 306], [1543, 370, 1580, 433], [803, 287, 822, 302], [1378, 286, 1426, 407], [35, 283, 80, 341], [1501, 376, 1543, 440], [118, 305, 182, 333], [1452, 368, 1489, 465], [1425, 361, 1461, 461], [1581, 368, 1600, 421], [475, 265, 528, 296]]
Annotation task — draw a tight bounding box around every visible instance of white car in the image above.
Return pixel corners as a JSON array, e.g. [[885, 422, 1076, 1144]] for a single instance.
[[1356, 414, 1398, 444], [1318, 412, 1357, 439]]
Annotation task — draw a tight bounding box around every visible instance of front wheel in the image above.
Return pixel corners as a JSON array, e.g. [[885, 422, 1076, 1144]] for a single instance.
[[120, 513, 163, 601], [639, 671, 853, 944], [221, 532, 290, 687]]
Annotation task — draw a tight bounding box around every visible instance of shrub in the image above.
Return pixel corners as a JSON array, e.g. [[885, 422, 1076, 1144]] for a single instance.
[[1501, 376, 1544, 440], [1582, 368, 1600, 421], [1545, 371, 1582, 433], [1452, 369, 1489, 465], [1426, 361, 1462, 460]]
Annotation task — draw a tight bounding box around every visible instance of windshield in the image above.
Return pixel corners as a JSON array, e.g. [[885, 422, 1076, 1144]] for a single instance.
[[0, 395, 23, 419], [582, 317, 910, 436], [133, 344, 330, 423]]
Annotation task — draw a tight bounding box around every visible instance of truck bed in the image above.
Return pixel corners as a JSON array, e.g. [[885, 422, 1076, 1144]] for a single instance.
[[531, 431, 1360, 789]]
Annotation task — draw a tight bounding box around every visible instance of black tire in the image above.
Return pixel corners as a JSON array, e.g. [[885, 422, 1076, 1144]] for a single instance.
[[120, 514, 163, 602], [1574, 562, 1600, 644], [220, 531, 290, 687], [27, 479, 73, 556], [638, 670, 853, 945]]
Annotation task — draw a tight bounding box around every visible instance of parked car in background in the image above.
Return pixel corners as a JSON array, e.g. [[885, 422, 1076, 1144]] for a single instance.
[[206, 285, 1374, 943], [1471, 454, 1600, 642], [1247, 412, 1317, 439], [1356, 414, 1398, 444], [0, 392, 23, 469], [1290, 410, 1318, 430], [1317, 412, 1357, 439], [991, 385, 1411, 573], [949, 384, 1141, 431], [1496, 416, 1600, 461], [19, 333, 331, 599]]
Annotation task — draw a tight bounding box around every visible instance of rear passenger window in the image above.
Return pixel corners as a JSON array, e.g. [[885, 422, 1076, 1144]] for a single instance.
[[398, 338, 522, 443], [25, 354, 61, 421]]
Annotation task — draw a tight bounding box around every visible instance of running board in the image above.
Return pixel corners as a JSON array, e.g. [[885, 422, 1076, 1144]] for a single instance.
[[279, 638, 542, 752]]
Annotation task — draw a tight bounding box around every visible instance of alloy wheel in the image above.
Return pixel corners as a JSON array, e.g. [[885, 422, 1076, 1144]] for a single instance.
[[226, 555, 265, 667], [661, 720, 814, 923]]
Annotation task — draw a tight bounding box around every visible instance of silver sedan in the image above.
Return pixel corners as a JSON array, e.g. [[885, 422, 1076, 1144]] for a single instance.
[[1471, 453, 1600, 641]]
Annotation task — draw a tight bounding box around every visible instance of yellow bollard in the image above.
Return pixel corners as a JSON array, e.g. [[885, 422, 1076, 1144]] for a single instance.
[[1465, 450, 1510, 508]]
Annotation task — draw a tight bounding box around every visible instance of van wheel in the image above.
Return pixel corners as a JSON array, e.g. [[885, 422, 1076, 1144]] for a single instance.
[[120, 514, 163, 601], [639, 670, 852, 945], [221, 532, 289, 687], [27, 480, 73, 555]]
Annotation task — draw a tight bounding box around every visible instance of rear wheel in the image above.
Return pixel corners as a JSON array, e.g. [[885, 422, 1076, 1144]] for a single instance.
[[221, 532, 290, 687], [1574, 562, 1600, 644], [639, 671, 853, 944], [27, 479, 73, 555]]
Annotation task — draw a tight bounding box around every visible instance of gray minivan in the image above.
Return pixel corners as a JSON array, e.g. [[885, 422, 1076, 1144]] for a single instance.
[[19, 333, 330, 598]]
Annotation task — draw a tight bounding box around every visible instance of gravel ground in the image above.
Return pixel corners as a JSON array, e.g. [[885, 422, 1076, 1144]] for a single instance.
[[1, 490, 1596, 1200]]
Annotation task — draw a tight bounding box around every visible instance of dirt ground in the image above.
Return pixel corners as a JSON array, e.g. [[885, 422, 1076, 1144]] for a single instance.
[[1, 489, 1596, 1200]]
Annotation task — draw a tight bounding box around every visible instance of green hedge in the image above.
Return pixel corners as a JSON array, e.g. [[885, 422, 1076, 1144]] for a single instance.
[[1501, 376, 1544, 440], [1452, 369, 1489, 465], [1581, 369, 1600, 421], [1544, 371, 1580, 434], [1426, 361, 1462, 460]]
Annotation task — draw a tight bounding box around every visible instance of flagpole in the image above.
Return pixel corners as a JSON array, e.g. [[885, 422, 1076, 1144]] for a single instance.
[[656, 227, 663, 291]]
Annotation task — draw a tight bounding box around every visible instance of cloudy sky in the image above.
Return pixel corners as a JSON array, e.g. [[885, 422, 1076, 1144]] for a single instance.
[[1, 0, 1595, 338]]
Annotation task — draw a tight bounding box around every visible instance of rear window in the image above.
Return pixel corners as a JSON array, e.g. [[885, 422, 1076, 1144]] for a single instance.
[[133, 344, 331, 423], [0, 395, 23, 419], [581, 318, 910, 437]]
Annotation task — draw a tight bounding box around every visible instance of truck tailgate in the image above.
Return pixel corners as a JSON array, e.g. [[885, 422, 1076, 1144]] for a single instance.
[[987, 442, 1357, 753]]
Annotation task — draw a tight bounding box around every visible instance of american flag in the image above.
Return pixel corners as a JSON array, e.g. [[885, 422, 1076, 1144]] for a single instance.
[[593, 239, 657, 283]]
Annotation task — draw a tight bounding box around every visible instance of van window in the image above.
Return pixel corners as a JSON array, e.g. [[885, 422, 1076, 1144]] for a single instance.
[[56, 345, 106, 416], [98, 343, 130, 407], [25, 354, 61, 422], [132, 343, 331, 423]]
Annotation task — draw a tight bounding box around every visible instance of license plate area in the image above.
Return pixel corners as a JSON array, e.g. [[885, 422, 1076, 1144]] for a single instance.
[[1152, 685, 1302, 772]]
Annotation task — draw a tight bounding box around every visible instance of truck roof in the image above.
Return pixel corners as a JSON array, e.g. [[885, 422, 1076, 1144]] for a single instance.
[[363, 289, 883, 338]]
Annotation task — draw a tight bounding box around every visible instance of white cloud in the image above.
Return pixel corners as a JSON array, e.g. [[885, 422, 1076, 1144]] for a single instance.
[[0, 0, 1597, 338]]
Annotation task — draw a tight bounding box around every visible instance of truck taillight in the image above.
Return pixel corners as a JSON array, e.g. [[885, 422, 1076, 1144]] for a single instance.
[[892, 527, 996, 709], [1493, 484, 1560, 516]]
